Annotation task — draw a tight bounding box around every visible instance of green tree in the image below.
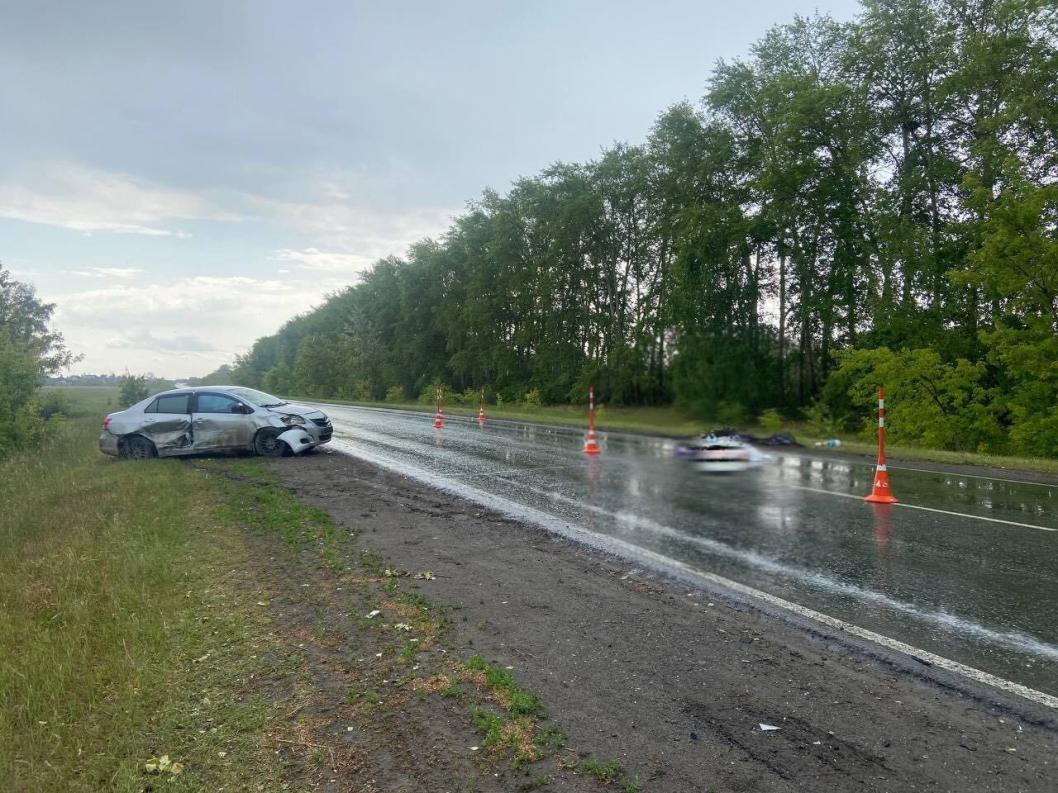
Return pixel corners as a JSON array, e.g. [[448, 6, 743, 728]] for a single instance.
[[0, 265, 76, 456], [118, 374, 150, 408]]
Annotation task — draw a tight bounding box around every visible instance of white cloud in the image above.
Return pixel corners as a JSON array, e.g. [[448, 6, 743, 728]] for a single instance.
[[271, 247, 375, 273], [0, 163, 238, 235], [8, 164, 457, 377], [69, 266, 142, 279], [252, 193, 454, 259], [51, 275, 346, 377]]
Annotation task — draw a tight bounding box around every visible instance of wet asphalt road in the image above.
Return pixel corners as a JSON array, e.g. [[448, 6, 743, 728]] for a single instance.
[[313, 404, 1058, 697]]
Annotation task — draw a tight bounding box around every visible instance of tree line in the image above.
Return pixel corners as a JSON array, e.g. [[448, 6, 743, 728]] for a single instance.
[[223, 0, 1058, 457], [0, 266, 75, 457]]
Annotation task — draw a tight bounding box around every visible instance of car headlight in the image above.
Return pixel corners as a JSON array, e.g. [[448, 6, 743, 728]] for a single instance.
[[280, 414, 305, 426]]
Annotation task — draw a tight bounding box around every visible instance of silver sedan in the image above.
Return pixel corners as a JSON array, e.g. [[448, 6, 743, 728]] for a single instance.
[[99, 386, 332, 459]]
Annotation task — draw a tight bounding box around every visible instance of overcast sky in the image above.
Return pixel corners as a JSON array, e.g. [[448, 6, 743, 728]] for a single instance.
[[1, 0, 863, 378]]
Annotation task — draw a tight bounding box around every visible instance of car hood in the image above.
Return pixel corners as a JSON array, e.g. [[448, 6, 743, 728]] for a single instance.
[[269, 402, 327, 421]]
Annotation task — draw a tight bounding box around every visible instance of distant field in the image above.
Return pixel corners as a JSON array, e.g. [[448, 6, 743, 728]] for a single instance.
[[41, 385, 120, 419]]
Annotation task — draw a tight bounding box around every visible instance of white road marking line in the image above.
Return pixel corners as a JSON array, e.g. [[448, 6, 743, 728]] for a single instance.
[[692, 570, 1058, 711], [329, 441, 1058, 711], [886, 464, 1058, 489], [789, 485, 1058, 533], [777, 451, 1058, 490]]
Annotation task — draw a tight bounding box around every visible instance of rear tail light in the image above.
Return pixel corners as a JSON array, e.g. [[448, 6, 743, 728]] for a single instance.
[[102, 417, 112, 430]]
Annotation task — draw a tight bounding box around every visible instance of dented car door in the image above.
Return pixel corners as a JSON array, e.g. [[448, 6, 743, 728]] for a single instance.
[[140, 392, 194, 454], [191, 392, 255, 453]]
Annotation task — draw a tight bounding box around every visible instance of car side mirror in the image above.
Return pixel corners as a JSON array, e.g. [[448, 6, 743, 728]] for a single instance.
[[233, 404, 252, 414]]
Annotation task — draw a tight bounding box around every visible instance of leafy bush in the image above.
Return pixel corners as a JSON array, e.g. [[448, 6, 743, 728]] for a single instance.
[[37, 390, 69, 421], [821, 347, 1004, 453], [384, 385, 407, 403], [0, 267, 76, 458], [118, 374, 149, 408], [0, 340, 57, 456], [523, 387, 542, 408], [983, 322, 1058, 458], [715, 400, 749, 427], [804, 400, 843, 438], [261, 363, 294, 395], [417, 382, 445, 406], [758, 408, 782, 431]]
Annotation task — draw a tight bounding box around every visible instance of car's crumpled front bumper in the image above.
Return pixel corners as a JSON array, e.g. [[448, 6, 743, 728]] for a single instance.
[[284, 417, 332, 446], [276, 427, 317, 454]]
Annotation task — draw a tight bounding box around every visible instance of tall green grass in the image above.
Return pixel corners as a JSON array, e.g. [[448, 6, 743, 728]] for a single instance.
[[0, 408, 284, 791]]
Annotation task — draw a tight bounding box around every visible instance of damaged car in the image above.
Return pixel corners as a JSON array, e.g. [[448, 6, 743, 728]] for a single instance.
[[99, 386, 333, 459]]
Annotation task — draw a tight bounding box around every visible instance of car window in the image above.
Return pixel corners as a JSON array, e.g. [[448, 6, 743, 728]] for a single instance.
[[228, 387, 286, 407], [146, 394, 191, 414], [196, 393, 245, 414]]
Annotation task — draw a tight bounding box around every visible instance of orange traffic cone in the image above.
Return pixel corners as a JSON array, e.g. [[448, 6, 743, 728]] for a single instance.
[[433, 387, 445, 429], [583, 386, 601, 455], [865, 387, 898, 504]]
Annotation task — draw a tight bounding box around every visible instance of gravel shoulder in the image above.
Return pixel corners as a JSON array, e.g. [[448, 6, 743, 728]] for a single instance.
[[268, 448, 1057, 792]]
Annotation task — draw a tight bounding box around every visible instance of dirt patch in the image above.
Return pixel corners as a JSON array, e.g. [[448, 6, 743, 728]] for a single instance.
[[259, 448, 1057, 792]]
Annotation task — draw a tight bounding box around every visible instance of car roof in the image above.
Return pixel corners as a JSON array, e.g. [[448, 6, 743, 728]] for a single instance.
[[152, 385, 250, 397]]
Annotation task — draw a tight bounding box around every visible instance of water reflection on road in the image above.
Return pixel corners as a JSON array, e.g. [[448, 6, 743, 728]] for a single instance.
[[317, 405, 1058, 696]]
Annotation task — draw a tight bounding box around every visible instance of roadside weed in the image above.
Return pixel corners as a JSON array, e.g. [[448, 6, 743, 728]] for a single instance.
[[583, 758, 623, 784]]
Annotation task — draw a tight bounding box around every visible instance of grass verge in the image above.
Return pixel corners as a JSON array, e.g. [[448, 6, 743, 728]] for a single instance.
[[0, 406, 293, 791]]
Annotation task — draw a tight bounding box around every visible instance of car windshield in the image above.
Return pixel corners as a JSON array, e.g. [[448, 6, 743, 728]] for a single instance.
[[228, 388, 287, 408]]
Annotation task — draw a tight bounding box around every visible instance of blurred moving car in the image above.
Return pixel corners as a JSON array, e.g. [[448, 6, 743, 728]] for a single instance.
[[675, 434, 773, 473], [99, 386, 332, 459]]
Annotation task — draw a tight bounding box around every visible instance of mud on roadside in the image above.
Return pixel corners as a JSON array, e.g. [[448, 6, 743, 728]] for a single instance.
[[235, 449, 1056, 792]]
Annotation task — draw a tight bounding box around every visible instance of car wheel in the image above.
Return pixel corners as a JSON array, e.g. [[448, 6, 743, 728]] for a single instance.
[[254, 428, 287, 457], [123, 435, 157, 460]]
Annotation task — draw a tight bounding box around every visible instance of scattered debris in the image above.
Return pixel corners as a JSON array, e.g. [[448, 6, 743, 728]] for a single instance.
[[365, 609, 381, 619], [414, 571, 435, 580], [759, 723, 781, 732], [144, 754, 184, 775]]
